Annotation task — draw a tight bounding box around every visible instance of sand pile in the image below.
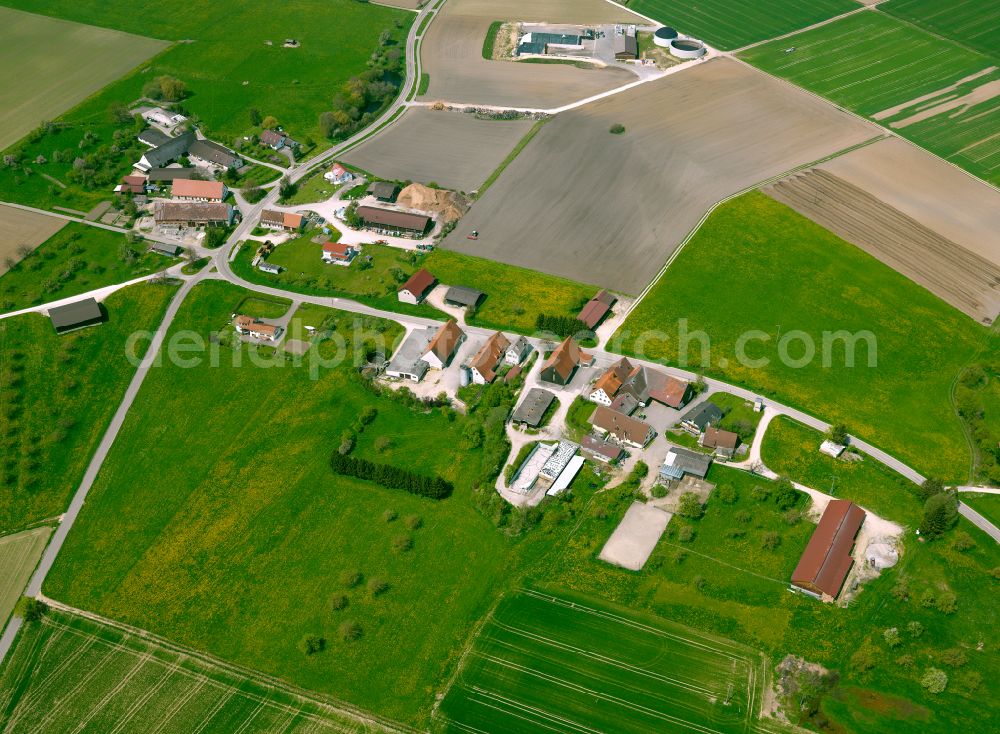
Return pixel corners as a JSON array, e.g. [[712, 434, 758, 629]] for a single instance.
[[397, 183, 469, 223]]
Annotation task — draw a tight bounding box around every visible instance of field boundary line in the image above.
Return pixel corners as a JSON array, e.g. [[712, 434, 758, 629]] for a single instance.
[[35, 600, 420, 734]]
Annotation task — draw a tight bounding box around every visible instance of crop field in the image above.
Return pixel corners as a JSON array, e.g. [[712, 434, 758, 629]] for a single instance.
[[439, 589, 764, 734], [445, 57, 876, 294], [0, 205, 66, 277], [0, 7, 167, 152], [342, 108, 536, 193], [0, 223, 161, 312], [615, 191, 991, 480], [626, 0, 857, 51], [0, 281, 177, 535], [423, 249, 597, 334], [5, 0, 411, 147], [741, 11, 1000, 186], [0, 526, 51, 625], [764, 137, 1000, 322], [40, 281, 534, 725], [419, 0, 639, 108], [760, 416, 923, 527], [0, 610, 405, 734], [883, 0, 1000, 57], [543, 465, 1000, 734]]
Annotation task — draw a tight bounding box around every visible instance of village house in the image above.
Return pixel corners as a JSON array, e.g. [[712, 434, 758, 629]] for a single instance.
[[681, 401, 723, 434], [791, 500, 866, 600], [322, 241, 359, 265], [385, 327, 435, 382], [589, 357, 692, 409], [259, 209, 304, 232], [590, 405, 655, 449], [324, 164, 353, 184], [171, 179, 227, 202], [115, 175, 148, 196], [700, 426, 740, 459], [189, 139, 244, 171], [423, 319, 466, 370], [577, 289, 617, 329], [355, 206, 430, 238], [259, 129, 287, 150], [505, 336, 532, 366], [154, 202, 234, 228], [540, 337, 591, 386], [468, 332, 510, 384], [233, 315, 282, 342], [136, 131, 195, 172], [581, 435, 625, 464], [398, 268, 436, 304]]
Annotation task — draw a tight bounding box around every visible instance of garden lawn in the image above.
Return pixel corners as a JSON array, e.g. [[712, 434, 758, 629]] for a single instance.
[[424, 248, 598, 334], [42, 280, 530, 726], [614, 192, 990, 480], [232, 237, 446, 320], [761, 416, 924, 527], [709, 392, 764, 443], [539, 465, 1000, 734], [741, 11, 1000, 186], [282, 170, 340, 205], [0, 224, 161, 311], [0, 280, 177, 534], [628, 0, 856, 51]]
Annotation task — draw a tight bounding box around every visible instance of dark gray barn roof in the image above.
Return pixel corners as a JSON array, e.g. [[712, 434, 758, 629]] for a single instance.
[[444, 286, 484, 307], [512, 388, 556, 427], [49, 298, 102, 333]]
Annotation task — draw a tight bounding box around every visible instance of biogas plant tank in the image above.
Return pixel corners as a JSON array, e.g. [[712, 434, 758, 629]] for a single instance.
[[653, 26, 678, 48], [669, 38, 707, 59]]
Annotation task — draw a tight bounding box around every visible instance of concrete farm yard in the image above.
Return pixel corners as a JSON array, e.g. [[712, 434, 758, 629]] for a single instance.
[[1, 0, 1000, 733]]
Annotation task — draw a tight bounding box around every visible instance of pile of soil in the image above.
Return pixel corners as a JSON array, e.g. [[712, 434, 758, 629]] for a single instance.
[[397, 183, 469, 223]]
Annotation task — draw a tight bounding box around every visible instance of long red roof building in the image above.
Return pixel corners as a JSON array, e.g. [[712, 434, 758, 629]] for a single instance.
[[791, 499, 865, 599]]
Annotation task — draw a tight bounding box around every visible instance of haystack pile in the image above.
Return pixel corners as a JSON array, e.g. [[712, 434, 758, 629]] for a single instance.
[[397, 183, 469, 224]]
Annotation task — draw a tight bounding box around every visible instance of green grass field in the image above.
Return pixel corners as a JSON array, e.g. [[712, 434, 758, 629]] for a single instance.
[[761, 416, 924, 527], [0, 609, 391, 734], [961, 493, 1000, 529], [424, 249, 597, 334], [0, 7, 167, 152], [0, 526, 51, 626], [0, 223, 161, 311], [627, 0, 856, 51], [541, 465, 1000, 734], [439, 589, 764, 733], [883, 0, 1000, 58], [8, 0, 411, 146], [614, 192, 990, 480], [741, 11, 1000, 185], [41, 280, 538, 725], [0, 281, 177, 535]]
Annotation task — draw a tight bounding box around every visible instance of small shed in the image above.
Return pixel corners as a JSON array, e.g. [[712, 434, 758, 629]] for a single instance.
[[444, 286, 484, 308], [49, 298, 103, 334], [367, 181, 399, 202]]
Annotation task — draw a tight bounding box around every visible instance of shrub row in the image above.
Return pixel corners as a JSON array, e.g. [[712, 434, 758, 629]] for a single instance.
[[330, 452, 453, 499]]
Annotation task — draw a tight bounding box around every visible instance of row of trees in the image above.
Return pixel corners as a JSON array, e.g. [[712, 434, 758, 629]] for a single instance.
[[534, 313, 591, 339], [330, 452, 453, 499]]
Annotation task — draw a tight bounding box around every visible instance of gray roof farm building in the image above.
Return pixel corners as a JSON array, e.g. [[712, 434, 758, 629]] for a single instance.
[[444, 286, 484, 308], [147, 167, 200, 183], [681, 401, 723, 432], [154, 202, 233, 226], [791, 500, 865, 599], [138, 128, 170, 147], [189, 139, 242, 169], [367, 182, 399, 202], [136, 131, 195, 171], [385, 327, 435, 381], [356, 206, 430, 235], [512, 388, 556, 427], [49, 298, 103, 334], [660, 447, 712, 480], [613, 33, 638, 60], [149, 242, 181, 257]]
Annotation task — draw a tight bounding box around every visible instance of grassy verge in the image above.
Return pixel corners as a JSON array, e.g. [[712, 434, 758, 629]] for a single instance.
[[615, 192, 991, 479], [418, 72, 430, 96], [0, 224, 160, 311], [476, 117, 548, 197], [482, 21, 502, 59], [0, 280, 177, 533], [761, 416, 924, 527]]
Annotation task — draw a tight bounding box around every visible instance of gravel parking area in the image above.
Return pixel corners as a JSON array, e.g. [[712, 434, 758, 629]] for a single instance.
[[598, 501, 671, 570]]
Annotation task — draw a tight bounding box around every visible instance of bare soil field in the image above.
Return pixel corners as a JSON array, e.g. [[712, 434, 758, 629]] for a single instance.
[[0, 7, 167, 152], [419, 0, 641, 108], [443, 58, 877, 294], [765, 169, 1000, 323], [341, 107, 536, 192], [0, 205, 66, 275]]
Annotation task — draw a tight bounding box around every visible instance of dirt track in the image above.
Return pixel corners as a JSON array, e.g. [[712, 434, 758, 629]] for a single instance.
[[419, 0, 641, 108], [442, 58, 877, 294], [765, 169, 1000, 323], [341, 108, 535, 193], [0, 204, 66, 275]]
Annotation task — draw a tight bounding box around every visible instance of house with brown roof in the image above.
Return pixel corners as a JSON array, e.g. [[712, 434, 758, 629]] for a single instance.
[[260, 209, 304, 232], [700, 426, 740, 459], [590, 357, 693, 409], [791, 500, 866, 600], [582, 435, 625, 463], [115, 174, 148, 196], [589, 358, 633, 405], [259, 129, 287, 150], [171, 178, 227, 202], [356, 205, 430, 238], [398, 268, 436, 304], [154, 202, 234, 227], [590, 405, 655, 449], [469, 332, 511, 384], [540, 337, 592, 386], [233, 315, 282, 342], [423, 319, 466, 369], [577, 290, 617, 329], [322, 241, 358, 266], [325, 163, 353, 184]]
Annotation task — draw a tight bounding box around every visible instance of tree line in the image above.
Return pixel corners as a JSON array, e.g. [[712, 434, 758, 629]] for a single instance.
[[330, 452, 453, 499]]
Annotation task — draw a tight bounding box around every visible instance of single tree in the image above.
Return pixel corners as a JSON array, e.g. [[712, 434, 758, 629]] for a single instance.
[[920, 493, 958, 538]]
